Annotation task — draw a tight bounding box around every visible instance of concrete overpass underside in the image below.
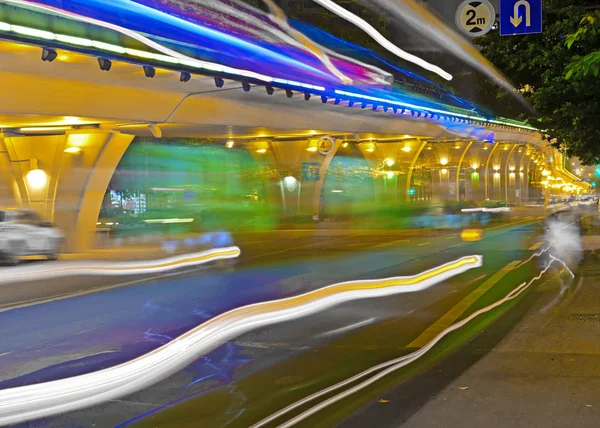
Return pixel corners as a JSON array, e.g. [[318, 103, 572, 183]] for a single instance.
[[0, 40, 586, 252]]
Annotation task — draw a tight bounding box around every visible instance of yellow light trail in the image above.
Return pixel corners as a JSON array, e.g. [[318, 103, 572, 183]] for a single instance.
[[0, 255, 481, 425]]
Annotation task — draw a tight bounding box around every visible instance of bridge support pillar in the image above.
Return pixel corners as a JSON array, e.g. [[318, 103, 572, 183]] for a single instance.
[[0, 130, 134, 252], [244, 138, 341, 221]]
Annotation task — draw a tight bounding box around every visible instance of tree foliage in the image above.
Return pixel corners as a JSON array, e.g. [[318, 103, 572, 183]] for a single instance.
[[476, 0, 600, 164], [566, 10, 600, 78]]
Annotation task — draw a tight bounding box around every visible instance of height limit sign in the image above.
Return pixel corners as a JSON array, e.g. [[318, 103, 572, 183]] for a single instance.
[[455, 0, 496, 37]]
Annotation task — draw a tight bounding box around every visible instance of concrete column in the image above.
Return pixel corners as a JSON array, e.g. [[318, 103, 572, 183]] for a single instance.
[[505, 144, 518, 204], [357, 141, 392, 207], [463, 142, 488, 201], [405, 140, 428, 201], [512, 145, 528, 204], [455, 141, 473, 201], [430, 142, 455, 201], [357, 138, 424, 204], [244, 137, 341, 220], [1, 130, 134, 252], [521, 152, 530, 202], [486, 142, 515, 201], [484, 143, 500, 200], [527, 147, 544, 200]]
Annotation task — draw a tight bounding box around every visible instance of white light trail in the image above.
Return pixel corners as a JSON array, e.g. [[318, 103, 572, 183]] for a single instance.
[[316, 317, 376, 338], [255, 259, 558, 428], [4, 0, 273, 82], [144, 218, 194, 224], [223, 0, 392, 85], [310, 0, 453, 81], [262, 0, 353, 84], [0, 247, 241, 285], [0, 256, 481, 425], [517, 245, 551, 268], [369, 0, 528, 104], [461, 207, 511, 213]]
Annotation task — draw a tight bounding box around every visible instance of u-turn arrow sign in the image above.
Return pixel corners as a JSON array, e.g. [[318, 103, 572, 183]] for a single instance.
[[500, 0, 542, 36]]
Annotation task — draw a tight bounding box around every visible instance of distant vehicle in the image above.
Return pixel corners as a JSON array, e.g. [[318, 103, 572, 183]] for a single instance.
[[0, 209, 64, 265]]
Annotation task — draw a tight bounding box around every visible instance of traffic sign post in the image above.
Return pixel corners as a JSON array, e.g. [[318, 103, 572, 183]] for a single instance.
[[317, 136, 335, 155], [455, 0, 496, 38], [500, 0, 542, 36]]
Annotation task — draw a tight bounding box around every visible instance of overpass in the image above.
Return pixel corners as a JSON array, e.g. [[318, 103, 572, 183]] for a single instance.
[[0, 0, 587, 251]]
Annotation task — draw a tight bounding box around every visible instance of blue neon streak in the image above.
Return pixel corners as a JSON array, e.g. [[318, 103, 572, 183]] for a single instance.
[[179, 374, 215, 392], [369, 54, 481, 111], [143, 328, 174, 343], [289, 19, 482, 111], [33, 0, 338, 82]]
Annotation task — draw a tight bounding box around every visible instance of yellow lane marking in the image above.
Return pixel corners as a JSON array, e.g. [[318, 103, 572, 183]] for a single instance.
[[18, 255, 48, 261], [370, 239, 410, 249], [485, 217, 539, 231], [244, 234, 362, 261], [191, 257, 481, 336], [417, 242, 431, 247], [407, 260, 521, 349], [529, 242, 544, 251]]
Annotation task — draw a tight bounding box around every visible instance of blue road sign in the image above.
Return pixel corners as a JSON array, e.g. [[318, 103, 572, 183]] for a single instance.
[[500, 0, 542, 36], [302, 162, 321, 181]]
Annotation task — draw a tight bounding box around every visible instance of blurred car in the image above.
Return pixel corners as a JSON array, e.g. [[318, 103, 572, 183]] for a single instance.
[[0, 209, 63, 265], [414, 201, 508, 230]]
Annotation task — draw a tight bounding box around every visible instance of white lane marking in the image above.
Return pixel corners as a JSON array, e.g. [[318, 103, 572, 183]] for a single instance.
[[256, 258, 560, 428], [529, 242, 544, 251], [417, 242, 430, 247], [0, 256, 482, 426], [0, 265, 208, 314], [5, 0, 274, 82], [0, 247, 240, 285], [316, 318, 376, 338]]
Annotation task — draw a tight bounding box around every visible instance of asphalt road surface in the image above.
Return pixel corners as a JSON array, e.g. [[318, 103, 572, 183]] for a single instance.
[[0, 211, 555, 428]]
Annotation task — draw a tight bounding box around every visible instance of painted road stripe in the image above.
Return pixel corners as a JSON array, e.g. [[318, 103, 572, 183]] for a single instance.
[[407, 260, 521, 349], [529, 242, 544, 251], [370, 239, 410, 249], [485, 217, 540, 231], [417, 242, 430, 247], [260, 261, 557, 428], [316, 318, 376, 338]]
